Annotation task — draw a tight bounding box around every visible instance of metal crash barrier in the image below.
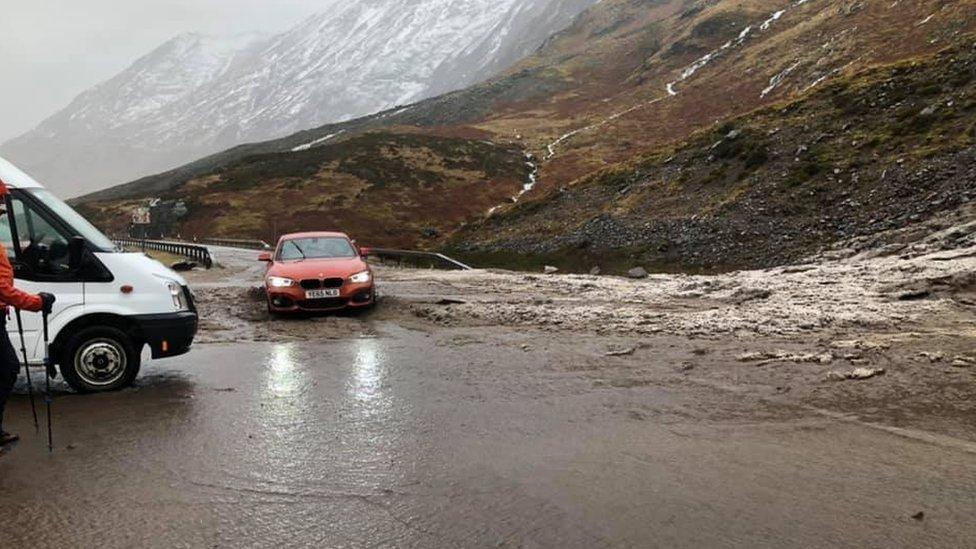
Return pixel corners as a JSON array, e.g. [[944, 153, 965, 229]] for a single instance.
[[114, 238, 214, 269], [363, 248, 472, 271], [202, 237, 272, 250]]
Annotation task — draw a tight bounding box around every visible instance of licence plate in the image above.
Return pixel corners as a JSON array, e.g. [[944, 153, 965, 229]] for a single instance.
[[306, 289, 340, 299]]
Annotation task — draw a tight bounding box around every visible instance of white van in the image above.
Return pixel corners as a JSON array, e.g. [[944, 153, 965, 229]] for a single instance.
[[0, 157, 198, 393]]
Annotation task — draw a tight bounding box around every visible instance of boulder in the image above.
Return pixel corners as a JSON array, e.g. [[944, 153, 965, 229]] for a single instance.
[[627, 267, 649, 279]]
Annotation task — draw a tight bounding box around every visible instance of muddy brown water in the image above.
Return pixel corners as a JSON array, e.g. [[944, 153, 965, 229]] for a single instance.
[[1, 246, 974, 547], [1, 326, 974, 547]]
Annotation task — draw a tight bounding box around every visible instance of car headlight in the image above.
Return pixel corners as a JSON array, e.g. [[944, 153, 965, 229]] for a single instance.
[[267, 276, 297, 288], [349, 271, 371, 284], [166, 282, 189, 311]]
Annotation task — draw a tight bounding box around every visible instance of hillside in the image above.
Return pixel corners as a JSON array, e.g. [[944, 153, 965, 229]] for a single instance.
[[449, 41, 976, 272], [75, 133, 529, 249], [75, 0, 976, 261]]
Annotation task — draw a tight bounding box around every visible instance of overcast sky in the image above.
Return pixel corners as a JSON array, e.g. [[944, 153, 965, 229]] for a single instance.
[[0, 0, 335, 144]]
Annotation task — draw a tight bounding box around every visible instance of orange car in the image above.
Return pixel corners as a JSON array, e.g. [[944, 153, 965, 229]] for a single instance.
[[259, 232, 375, 314]]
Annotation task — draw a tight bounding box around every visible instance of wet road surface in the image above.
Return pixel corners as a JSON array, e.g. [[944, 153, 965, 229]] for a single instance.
[[1, 322, 975, 548]]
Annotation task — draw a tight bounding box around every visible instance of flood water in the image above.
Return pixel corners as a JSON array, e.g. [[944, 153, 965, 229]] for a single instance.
[[2, 324, 975, 547]]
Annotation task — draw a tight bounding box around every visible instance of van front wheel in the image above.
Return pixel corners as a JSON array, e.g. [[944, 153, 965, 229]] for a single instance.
[[59, 327, 141, 393]]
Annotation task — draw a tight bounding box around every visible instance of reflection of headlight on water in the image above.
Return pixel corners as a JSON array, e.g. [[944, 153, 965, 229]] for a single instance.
[[268, 344, 300, 397], [353, 339, 381, 402]]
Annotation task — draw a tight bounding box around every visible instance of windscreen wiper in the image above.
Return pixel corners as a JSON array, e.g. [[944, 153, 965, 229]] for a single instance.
[[288, 240, 307, 260]]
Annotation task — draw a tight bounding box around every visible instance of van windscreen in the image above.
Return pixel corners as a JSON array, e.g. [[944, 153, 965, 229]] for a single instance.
[[28, 189, 117, 251]]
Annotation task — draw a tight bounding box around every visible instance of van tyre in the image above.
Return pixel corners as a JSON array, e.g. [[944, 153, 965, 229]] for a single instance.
[[59, 326, 141, 393]]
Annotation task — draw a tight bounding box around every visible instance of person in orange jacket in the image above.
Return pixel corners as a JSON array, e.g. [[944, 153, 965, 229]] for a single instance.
[[0, 179, 54, 447]]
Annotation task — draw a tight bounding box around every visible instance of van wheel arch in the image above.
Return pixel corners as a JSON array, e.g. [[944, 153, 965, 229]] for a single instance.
[[52, 314, 146, 367]]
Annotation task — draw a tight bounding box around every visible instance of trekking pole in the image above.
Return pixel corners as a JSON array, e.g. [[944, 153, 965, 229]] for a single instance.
[[13, 308, 38, 433], [42, 308, 53, 453]]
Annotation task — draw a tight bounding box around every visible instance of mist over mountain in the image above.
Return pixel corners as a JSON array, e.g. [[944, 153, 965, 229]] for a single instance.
[[1, 0, 597, 197]]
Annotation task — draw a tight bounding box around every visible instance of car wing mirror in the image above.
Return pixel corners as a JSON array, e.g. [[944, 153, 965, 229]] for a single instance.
[[258, 252, 273, 262], [68, 236, 86, 271], [359, 246, 372, 258]]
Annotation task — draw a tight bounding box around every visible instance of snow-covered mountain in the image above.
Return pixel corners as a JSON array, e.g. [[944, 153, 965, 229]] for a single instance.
[[2, 0, 597, 197]]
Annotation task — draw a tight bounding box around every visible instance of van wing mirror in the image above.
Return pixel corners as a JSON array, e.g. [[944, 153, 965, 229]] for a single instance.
[[258, 252, 273, 262], [68, 236, 86, 271]]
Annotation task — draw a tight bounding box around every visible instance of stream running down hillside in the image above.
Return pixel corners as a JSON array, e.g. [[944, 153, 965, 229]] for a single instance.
[[545, 0, 819, 159], [485, 0, 821, 219]]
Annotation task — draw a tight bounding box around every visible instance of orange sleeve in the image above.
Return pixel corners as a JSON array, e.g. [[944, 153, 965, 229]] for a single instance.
[[0, 243, 42, 312]]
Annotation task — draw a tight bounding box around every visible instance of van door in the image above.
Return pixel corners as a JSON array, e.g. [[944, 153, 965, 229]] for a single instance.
[[2, 192, 85, 362]]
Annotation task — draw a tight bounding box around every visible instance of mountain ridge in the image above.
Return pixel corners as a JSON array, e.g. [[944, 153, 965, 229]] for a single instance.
[[2, 0, 597, 197]]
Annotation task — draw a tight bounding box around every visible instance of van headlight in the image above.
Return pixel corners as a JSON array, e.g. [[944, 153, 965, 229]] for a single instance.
[[349, 271, 371, 284], [167, 282, 189, 311], [268, 276, 297, 288]]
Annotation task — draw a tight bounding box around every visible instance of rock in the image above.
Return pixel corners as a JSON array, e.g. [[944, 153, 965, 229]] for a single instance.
[[738, 350, 833, 365], [848, 367, 886, 380], [825, 371, 847, 382], [589, 266, 602, 276], [171, 261, 197, 272], [436, 298, 466, 306], [728, 287, 773, 304], [543, 266, 559, 275], [898, 289, 931, 301], [951, 356, 975, 368], [627, 267, 649, 279], [827, 367, 884, 382], [911, 511, 925, 521], [918, 351, 946, 363], [606, 347, 637, 357]]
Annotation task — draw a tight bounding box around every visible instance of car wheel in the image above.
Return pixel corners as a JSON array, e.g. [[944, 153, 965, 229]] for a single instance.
[[59, 326, 141, 393], [267, 299, 281, 319]]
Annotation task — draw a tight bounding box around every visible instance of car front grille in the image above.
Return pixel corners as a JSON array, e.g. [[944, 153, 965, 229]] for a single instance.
[[298, 298, 349, 310], [323, 278, 345, 289], [300, 278, 345, 290]]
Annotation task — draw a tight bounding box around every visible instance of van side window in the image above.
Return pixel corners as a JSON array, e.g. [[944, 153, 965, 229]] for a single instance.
[[9, 196, 71, 274], [0, 202, 14, 260]]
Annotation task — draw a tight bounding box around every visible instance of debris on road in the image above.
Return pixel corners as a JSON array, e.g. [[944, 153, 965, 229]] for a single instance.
[[727, 287, 773, 304], [606, 347, 637, 357], [826, 367, 886, 381], [544, 266, 559, 274], [951, 356, 975, 368], [737, 350, 834, 365]]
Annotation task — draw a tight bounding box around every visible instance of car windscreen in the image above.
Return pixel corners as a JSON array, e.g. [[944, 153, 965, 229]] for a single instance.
[[278, 237, 356, 261], [27, 189, 117, 252]]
